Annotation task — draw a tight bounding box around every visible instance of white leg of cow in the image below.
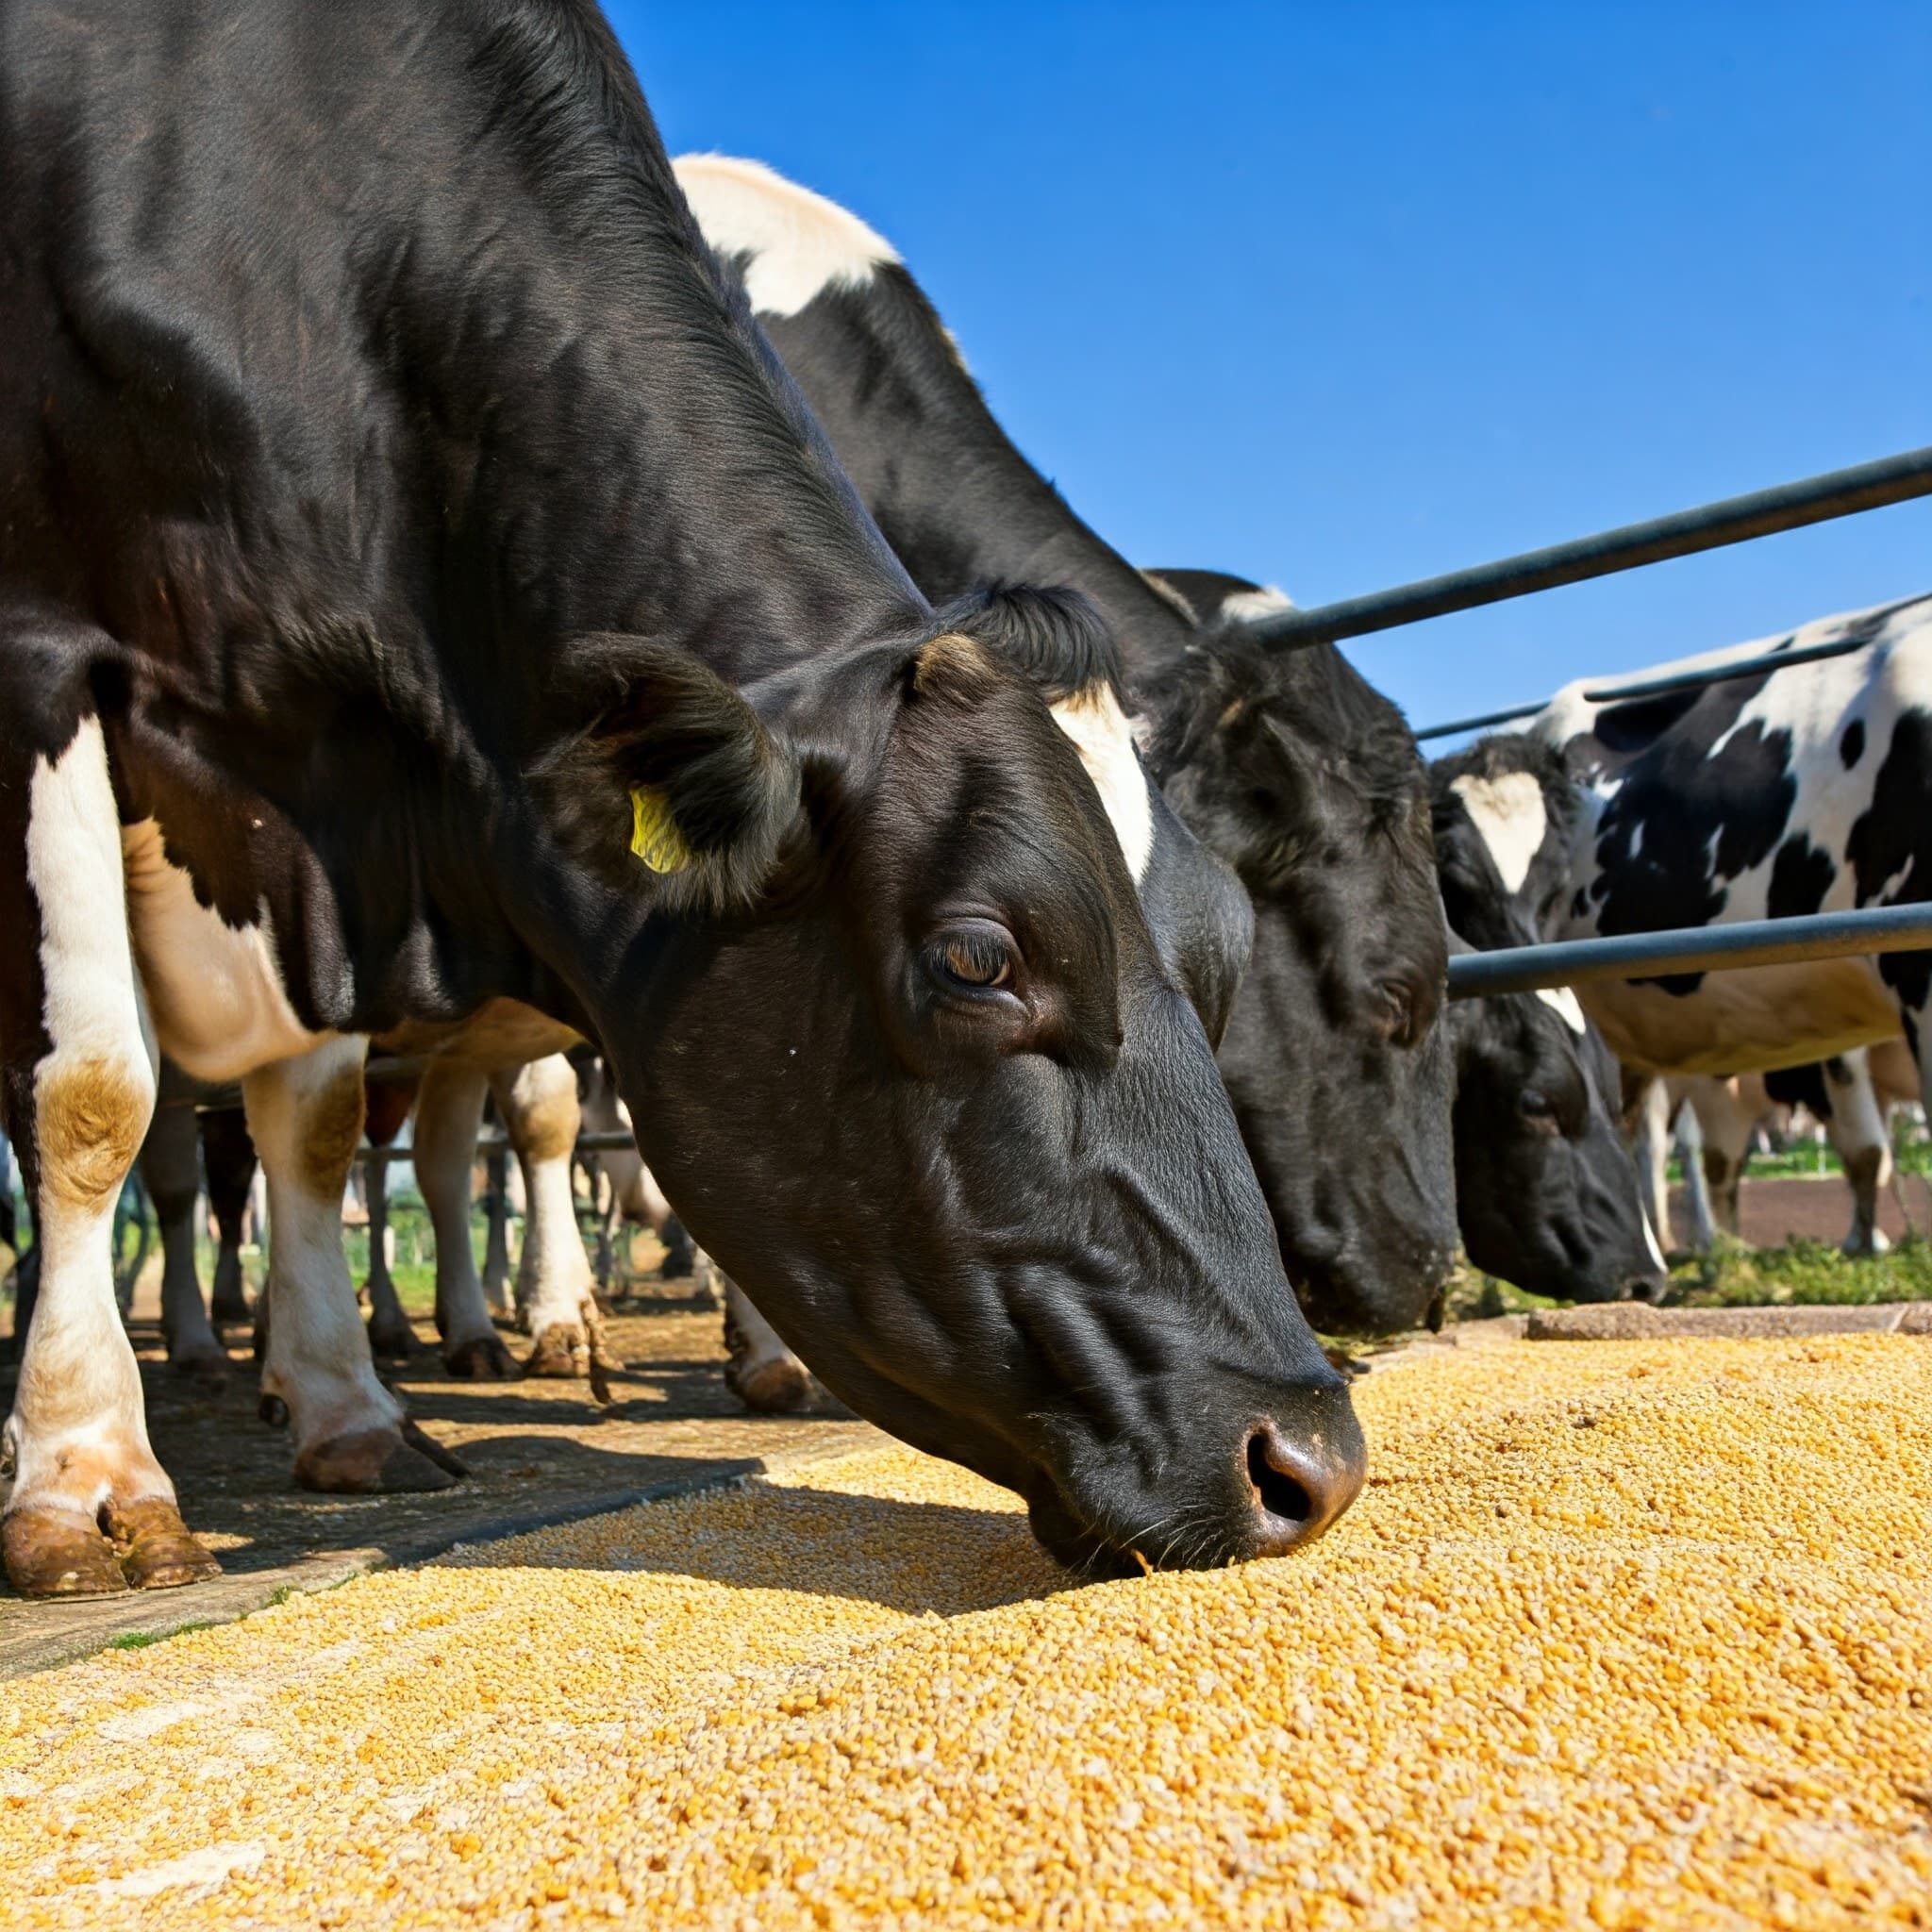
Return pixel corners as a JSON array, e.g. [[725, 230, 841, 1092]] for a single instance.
[[138, 1101, 228, 1390], [1824, 1051, 1891, 1257], [1, 718, 219, 1597], [1671, 1093, 1715, 1253], [245, 1037, 464, 1491], [412, 1060, 518, 1379], [723, 1274, 811, 1414], [1629, 1076, 1674, 1257], [491, 1056, 618, 1401]]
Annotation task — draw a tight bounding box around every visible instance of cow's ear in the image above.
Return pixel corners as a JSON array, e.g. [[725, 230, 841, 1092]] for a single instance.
[[531, 635, 801, 915]]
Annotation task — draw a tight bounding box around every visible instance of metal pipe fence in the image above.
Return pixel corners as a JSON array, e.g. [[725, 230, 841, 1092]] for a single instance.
[[1246, 444, 1932, 654], [1447, 902, 1932, 1002]]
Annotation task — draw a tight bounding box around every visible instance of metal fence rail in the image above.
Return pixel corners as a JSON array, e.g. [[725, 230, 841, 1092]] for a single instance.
[[1447, 902, 1932, 1001], [1413, 629, 1907, 741], [1246, 443, 1932, 654]]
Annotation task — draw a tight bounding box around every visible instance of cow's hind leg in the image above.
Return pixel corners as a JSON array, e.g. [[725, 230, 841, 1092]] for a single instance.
[[200, 1104, 257, 1327], [1823, 1052, 1892, 1257], [1, 715, 218, 1596], [413, 1061, 517, 1379], [723, 1275, 811, 1414], [492, 1056, 618, 1402], [139, 1098, 228, 1390], [359, 1071, 421, 1359], [245, 1038, 465, 1492]]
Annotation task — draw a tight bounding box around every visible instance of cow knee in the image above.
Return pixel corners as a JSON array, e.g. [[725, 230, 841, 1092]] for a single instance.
[[39, 1052, 154, 1218]]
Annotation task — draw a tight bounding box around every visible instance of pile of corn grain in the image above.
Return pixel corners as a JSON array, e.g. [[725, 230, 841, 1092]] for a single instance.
[[2, 1336, 1928, 1929]]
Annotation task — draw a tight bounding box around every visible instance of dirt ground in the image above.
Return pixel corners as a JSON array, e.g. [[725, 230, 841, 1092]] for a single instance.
[[1666, 1170, 1932, 1248], [0, 1286, 880, 1677]]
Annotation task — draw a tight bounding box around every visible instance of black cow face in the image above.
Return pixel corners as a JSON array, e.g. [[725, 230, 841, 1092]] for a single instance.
[[1449, 986, 1667, 1304], [536, 627, 1364, 1574], [1152, 642, 1458, 1334]]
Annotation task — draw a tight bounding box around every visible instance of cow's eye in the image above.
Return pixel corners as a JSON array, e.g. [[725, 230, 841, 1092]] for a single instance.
[[1374, 980, 1413, 1044], [1519, 1088, 1559, 1130], [934, 924, 1015, 991]]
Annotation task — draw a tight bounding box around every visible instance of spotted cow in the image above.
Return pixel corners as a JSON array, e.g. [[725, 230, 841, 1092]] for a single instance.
[[1531, 596, 1932, 1101]]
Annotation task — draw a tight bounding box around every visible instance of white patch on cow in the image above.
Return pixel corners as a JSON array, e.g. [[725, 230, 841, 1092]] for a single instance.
[[674, 154, 898, 317], [1050, 686, 1155, 883], [7, 719, 173, 1533], [1218, 584, 1295, 623], [245, 1037, 403, 1461], [1536, 985, 1588, 1034], [1450, 770, 1547, 896], [121, 820, 325, 1084]]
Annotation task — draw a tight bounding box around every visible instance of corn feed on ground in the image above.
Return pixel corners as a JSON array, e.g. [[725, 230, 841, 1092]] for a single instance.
[[1, 1335, 1927, 1928]]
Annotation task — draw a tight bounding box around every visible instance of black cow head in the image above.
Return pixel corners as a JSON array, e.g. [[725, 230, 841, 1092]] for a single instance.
[[528, 593, 1363, 1574], [1432, 738, 1667, 1304], [1142, 618, 1457, 1334]]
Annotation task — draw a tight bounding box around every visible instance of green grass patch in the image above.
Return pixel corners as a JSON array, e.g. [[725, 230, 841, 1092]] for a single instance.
[[109, 1621, 217, 1651]]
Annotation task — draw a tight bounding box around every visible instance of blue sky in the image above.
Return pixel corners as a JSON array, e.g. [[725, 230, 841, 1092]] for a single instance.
[[614, 3, 1931, 738]]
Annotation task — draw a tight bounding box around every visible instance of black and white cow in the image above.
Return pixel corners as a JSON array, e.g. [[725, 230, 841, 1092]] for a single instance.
[[1531, 595, 1932, 1092], [0, 0, 1364, 1597], [1424, 739, 1668, 1301], [1154, 576, 1667, 1304], [675, 155, 1457, 1335]]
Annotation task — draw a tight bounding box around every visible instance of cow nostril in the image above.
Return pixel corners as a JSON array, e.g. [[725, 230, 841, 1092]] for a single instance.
[[1626, 1274, 1667, 1306], [1241, 1422, 1367, 1557], [1245, 1428, 1313, 1524]]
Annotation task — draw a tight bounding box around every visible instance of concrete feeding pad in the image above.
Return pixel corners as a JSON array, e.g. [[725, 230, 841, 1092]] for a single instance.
[[0, 1301, 881, 1677]]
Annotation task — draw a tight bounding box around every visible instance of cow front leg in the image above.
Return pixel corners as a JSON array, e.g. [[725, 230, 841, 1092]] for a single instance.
[[1824, 1051, 1892, 1257], [413, 1060, 517, 1379], [722, 1275, 811, 1413], [358, 1071, 421, 1357], [1, 715, 218, 1597], [245, 1038, 465, 1492], [360, 1146, 423, 1359], [200, 1104, 257, 1326], [138, 1098, 228, 1390], [491, 1056, 618, 1401]]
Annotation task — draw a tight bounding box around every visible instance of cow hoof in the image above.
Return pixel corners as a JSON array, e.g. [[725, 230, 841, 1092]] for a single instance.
[[524, 1322, 587, 1379], [525, 1322, 621, 1407], [109, 1499, 223, 1591], [399, 1417, 470, 1479], [444, 1334, 519, 1380], [367, 1313, 425, 1362], [3, 1507, 129, 1599], [167, 1335, 231, 1392], [729, 1356, 812, 1415], [293, 1426, 461, 1494]]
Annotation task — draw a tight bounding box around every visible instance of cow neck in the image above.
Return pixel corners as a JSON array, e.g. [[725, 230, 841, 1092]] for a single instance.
[[761, 280, 1198, 690], [386, 24, 925, 687]]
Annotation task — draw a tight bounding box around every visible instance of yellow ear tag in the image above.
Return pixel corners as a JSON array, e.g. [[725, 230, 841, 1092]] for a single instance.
[[628, 787, 692, 874]]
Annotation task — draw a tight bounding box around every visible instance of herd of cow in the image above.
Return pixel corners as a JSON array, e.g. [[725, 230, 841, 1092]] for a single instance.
[[0, 1, 1926, 1603]]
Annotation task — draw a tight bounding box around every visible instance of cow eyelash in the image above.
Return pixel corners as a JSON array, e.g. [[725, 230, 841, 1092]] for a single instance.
[[929, 923, 1017, 994]]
